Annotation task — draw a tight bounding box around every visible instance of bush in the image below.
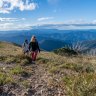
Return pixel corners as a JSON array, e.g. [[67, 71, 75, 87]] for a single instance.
[[53, 47, 78, 56]]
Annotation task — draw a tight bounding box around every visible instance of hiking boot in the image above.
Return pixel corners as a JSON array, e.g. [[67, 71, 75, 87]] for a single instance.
[[32, 61, 35, 64]]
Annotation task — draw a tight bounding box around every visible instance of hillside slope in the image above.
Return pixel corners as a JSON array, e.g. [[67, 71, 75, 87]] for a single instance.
[[0, 42, 96, 96]]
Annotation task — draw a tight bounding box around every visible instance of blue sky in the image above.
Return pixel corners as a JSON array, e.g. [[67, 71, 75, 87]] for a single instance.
[[0, 0, 96, 31]]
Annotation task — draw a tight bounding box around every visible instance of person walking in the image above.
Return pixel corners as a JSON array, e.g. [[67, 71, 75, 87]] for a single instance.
[[29, 35, 40, 63], [22, 39, 29, 55]]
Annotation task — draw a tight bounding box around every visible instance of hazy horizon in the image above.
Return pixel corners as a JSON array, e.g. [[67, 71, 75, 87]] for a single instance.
[[0, 0, 96, 31]]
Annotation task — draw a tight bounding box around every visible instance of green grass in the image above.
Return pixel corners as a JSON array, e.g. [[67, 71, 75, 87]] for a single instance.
[[21, 80, 31, 88], [38, 52, 96, 96], [37, 57, 50, 64], [0, 54, 32, 65], [10, 65, 24, 75], [61, 73, 96, 96], [0, 72, 15, 85], [0, 42, 96, 95], [0, 42, 34, 89], [49, 66, 59, 74]]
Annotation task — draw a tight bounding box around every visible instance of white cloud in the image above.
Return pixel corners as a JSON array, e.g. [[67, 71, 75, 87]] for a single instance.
[[92, 20, 96, 24], [0, 9, 10, 13], [0, 17, 28, 31], [0, 17, 17, 22], [32, 23, 96, 30], [64, 19, 86, 24], [37, 17, 54, 21], [0, 23, 32, 31], [31, 19, 96, 30], [0, 17, 26, 22], [0, 0, 37, 13], [1, 18, 96, 31]]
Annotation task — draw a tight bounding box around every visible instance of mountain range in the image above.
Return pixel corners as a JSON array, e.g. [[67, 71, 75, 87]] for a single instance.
[[0, 29, 96, 54]]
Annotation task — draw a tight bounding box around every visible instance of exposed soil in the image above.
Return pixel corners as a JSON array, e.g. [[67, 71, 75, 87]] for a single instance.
[[0, 62, 65, 96]]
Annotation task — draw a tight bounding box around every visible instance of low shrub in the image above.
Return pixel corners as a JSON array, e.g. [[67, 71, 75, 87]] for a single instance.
[[53, 47, 78, 56]]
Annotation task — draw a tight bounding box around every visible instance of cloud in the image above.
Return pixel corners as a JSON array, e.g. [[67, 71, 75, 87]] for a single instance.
[[0, 17, 28, 31], [0, 17, 26, 22], [92, 20, 96, 24], [0, 9, 10, 13], [0, 23, 32, 31], [0, 0, 37, 13], [1, 18, 96, 31], [32, 19, 96, 30], [64, 19, 86, 24], [37, 17, 54, 21]]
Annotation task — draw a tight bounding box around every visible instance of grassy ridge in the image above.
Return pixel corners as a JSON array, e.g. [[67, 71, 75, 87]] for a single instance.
[[37, 52, 96, 96], [0, 41, 21, 56], [0, 42, 32, 88], [0, 41, 96, 95], [0, 41, 32, 64]]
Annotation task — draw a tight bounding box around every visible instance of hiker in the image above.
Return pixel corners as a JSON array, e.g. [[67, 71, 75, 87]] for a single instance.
[[29, 35, 40, 63], [22, 39, 29, 55]]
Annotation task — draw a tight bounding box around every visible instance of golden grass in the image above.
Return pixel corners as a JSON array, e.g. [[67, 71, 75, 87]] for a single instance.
[[0, 41, 22, 56], [37, 52, 96, 96], [0, 42, 32, 87], [0, 41, 96, 95]]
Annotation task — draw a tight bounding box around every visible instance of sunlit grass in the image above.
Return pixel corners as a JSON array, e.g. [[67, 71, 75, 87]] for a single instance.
[[0, 41, 96, 95]]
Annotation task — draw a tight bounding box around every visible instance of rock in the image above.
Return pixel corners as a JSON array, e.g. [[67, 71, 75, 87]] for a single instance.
[[26, 86, 36, 96], [8, 92, 16, 96], [23, 92, 28, 96], [0, 86, 3, 94], [21, 72, 30, 78]]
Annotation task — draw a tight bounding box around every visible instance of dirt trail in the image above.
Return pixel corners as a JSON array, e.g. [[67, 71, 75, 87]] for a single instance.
[[0, 63, 49, 96], [28, 63, 53, 96], [0, 62, 65, 96], [27, 62, 65, 96]]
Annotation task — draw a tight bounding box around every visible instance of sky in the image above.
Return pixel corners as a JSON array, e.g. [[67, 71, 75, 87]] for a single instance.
[[0, 0, 96, 31]]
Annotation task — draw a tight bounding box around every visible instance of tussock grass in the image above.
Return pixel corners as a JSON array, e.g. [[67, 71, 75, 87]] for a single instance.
[[0, 72, 15, 85], [1, 42, 96, 95], [61, 73, 96, 96], [0, 41, 21, 56], [21, 80, 31, 88], [38, 52, 96, 96], [0, 42, 32, 87], [10, 65, 24, 75], [37, 57, 50, 64], [0, 54, 32, 65]]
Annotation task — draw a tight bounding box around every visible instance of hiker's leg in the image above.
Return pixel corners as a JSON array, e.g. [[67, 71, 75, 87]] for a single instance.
[[31, 51, 34, 61], [33, 51, 38, 61]]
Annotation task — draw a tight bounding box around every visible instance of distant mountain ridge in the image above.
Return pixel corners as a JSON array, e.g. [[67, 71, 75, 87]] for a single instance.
[[0, 29, 96, 52]]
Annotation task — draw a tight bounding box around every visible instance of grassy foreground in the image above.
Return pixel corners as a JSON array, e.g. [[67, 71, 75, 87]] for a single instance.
[[38, 52, 96, 96], [0, 42, 32, 89], [0, 41, 96, 96]]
